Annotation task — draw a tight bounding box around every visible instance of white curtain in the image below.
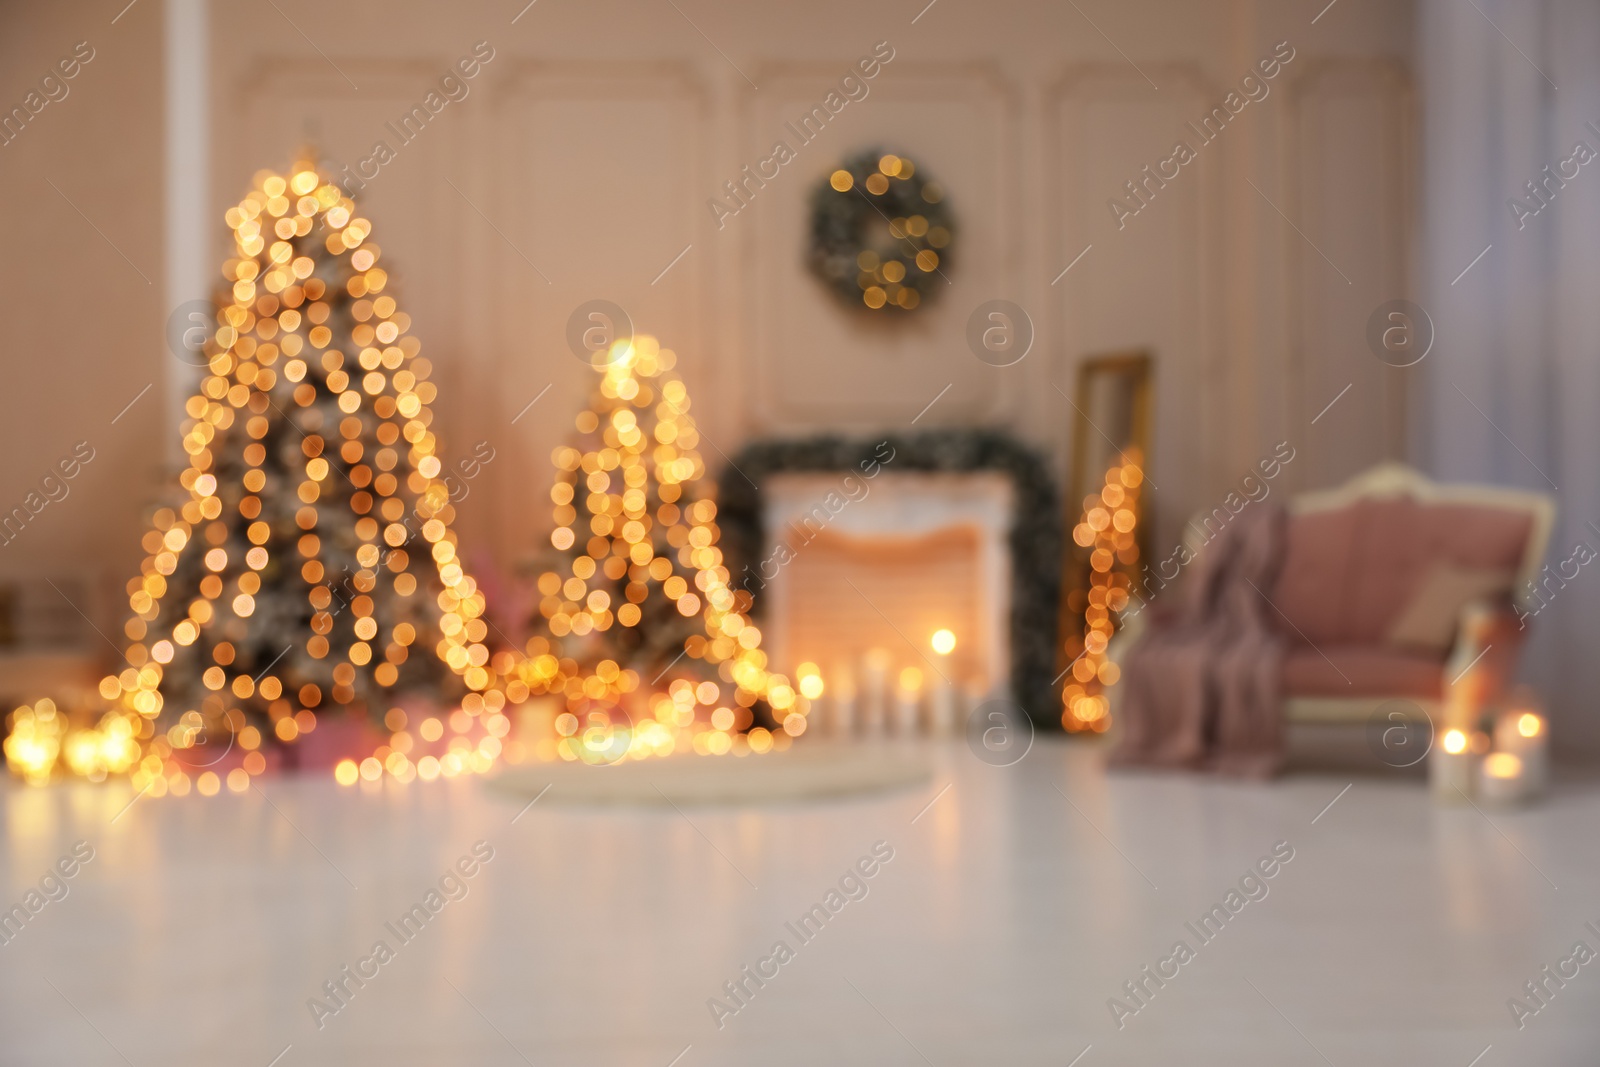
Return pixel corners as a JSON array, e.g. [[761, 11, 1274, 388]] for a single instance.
[[1418, 0, 1600, 753]]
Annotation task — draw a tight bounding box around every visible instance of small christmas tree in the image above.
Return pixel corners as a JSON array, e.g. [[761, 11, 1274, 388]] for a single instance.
[[521, 336, 800, 761], [79, 158, 509, 793]]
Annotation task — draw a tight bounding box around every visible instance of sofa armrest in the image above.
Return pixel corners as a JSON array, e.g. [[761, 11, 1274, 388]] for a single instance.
[[1442, 600, 1526, 726], [1105, 609, 1147, 666], [1102, 610, 1147, 723]]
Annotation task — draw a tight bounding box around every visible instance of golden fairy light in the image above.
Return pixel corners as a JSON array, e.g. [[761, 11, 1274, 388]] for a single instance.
[[5, 158, 516, 790], [1062, 449, 1143, 733], [516, 335, 802, 763], [820, 151, 951, 313], [5, 700, 61, 786]]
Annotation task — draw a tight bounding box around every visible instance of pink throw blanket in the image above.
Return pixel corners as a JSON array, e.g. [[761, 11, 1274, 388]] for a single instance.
[[1112, 504, 1287, 777]]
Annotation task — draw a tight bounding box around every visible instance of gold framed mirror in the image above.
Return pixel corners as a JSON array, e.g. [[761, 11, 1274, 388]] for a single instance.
[[1058, 350, 1152, 733]]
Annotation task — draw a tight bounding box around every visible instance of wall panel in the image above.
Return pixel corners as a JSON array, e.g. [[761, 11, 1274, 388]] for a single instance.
[[1287, 60, 1413, 491]]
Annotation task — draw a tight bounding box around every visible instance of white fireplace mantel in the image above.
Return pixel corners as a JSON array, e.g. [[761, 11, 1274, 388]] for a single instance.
[[760, 470, 1015, 697]]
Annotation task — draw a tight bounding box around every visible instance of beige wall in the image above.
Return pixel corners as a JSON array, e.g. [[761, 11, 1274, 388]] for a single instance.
[[0, 2, 164, 631], [0, 0, 1414, 628]]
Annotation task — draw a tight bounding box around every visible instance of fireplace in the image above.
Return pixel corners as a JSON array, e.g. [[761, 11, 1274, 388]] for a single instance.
[[718, 431, 1063, 728], [759, 471, 1014, 727]]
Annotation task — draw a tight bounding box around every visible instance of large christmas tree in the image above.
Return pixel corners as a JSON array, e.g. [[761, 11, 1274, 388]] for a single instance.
[[520, 336, 801, 762], [85, 159, 509, 793]]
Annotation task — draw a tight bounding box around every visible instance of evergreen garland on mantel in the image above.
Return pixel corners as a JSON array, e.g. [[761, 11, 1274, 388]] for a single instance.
[[717, 430, 1062, 727]]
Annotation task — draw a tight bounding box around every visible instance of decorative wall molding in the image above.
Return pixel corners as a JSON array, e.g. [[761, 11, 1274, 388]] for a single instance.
[[208, 39, 1416, 613], [739, 62, 1019, 433], [1283, 58, 1414, 491], [483, 61, 711, 566], [1045, 63, 1225, 553]]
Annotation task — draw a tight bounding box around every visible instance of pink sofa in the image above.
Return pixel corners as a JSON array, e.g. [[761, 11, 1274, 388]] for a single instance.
[[1110, 464, 1554, 748], [1273, 482, 1546, 713]]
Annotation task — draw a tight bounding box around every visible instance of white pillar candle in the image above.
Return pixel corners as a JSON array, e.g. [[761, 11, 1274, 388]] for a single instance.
[[829, 683, 856, 738], [860, 650, 891, 737], [928, 629, 957, 738], [1493, 710, 1548, 794], [794, 663, 830, 738], [962, 677, 988, 733], [1430, 728, 1474, 803], [894, 667, 924, 736], [1477, 751, 1530, 805], [928, 678, 957, 738], [1442, 605, 1498, 731]]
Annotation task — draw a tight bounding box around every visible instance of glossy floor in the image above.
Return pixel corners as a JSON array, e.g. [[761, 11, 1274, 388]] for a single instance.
[[1, 739, 1597, 1066]]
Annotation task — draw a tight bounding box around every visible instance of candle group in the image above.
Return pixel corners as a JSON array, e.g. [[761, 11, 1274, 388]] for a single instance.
[[1493, 710, 1549, 790], [1430, 700, 1548, 806], [812, 629, 972, 740]]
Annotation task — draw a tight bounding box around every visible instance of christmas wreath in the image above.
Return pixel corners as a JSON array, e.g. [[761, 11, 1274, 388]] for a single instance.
[[808, 149, 953, 312]]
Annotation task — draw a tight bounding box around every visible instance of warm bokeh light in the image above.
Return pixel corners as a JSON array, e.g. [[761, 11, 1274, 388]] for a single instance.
[[1484, 752, 1522, 778], [1442, 729, 1467, 755], [4, 158, 524, 791], [931, 628, 956, 655], [824, 151, 942, 311], [1517, 713, 1542, 738], [515, 334, 807, 760], [1063, 450, 1142, 733], [4, 167, 815, 792], [3, 700, 63, 785]]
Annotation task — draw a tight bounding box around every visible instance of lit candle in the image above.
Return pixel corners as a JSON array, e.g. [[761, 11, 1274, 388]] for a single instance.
[[1443, 605, 1497, 730], [895, 667, 924, 736], [962, 676, 987, 731], [795, 663, 833, 736], [861, 649, 891, 737], [1493, 707, 1548, 794], [929, 629, 957, 738], [1430, 728, 1474, 802], [1477, 751, 1529, 805], [830, 674, 857, 737]]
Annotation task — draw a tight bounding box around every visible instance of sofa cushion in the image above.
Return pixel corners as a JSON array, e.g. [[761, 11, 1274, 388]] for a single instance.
[[1386, 563, 1514, 652], [1281, 646, 1444, 699], [1272, 505, 1360, 645], [1272, 496, 1532, 647]]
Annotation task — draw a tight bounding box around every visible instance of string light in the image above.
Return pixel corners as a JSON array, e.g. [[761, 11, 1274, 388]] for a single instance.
[[5, 159, 515, 789], [5, 165, 804, 789], [518, 335, 803, 762], [1062, 449, 1143, 733]]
